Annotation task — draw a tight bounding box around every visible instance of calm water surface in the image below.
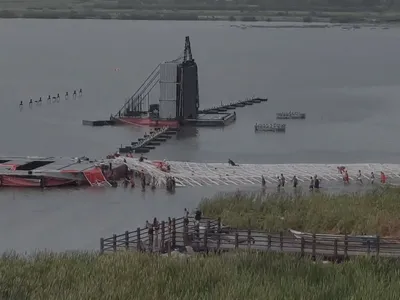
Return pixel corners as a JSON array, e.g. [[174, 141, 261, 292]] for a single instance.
[[0, 20, 399, 252]]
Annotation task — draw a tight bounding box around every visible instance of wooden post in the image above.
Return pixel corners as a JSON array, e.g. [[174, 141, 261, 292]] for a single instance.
[[100, 238, 104, 254], [217, 217, 221, 250], [280, 232, 283, 251], [125, 231, 129, 250], [367, 240, 371, 256], [312, 233, 316, 259], [247, 229, 251, 249], [136, 227, 141, 251], [183, 217, 188, 246], [167, 239, 171, 256], [161, 221, 165, 252], [376, 235, 380, 257], [112, 234, 117, 252], [333, 239, 338, 260], [235, 231, 239, 249], [344, 234, 348, 259], [195, 222, 200, 250], [267, 234, 271, 250], [300, 237, 305, 257], [172, 218, 176, 248], [168, 217, 172, 243], [204, 221, 210, 249]]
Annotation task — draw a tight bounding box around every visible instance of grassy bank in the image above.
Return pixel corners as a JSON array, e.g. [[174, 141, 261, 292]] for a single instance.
[[1, 251, 400, 299], [199, 188, 400, 237]]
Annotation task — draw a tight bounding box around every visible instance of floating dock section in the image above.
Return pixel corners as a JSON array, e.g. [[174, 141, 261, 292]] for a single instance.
[[115, 157, 399, 187], [118, 127, 179, 154], [198, 97, 268, 114]]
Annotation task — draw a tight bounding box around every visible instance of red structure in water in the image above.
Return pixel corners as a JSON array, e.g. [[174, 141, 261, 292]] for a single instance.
[[0, 157, 127, 188]]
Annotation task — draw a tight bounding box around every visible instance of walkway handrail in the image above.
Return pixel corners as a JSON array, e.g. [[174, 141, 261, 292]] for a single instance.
[[100, 215, 400, 259]]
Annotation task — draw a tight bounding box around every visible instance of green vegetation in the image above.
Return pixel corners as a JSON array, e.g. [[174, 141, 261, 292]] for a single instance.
[[1, 0, 400, 22], [1, 251, 400, 299], [199, 188, 400, 237]]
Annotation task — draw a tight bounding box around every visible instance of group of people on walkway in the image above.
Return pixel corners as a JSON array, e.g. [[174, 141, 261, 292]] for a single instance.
[[261, 174, 321, 191], [260, 168, 388, 191], [337, 166, 386, 185], [19, 89, 83, 110]]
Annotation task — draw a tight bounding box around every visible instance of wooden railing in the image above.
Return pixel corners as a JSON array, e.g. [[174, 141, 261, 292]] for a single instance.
[[100, 217, 400, 259]]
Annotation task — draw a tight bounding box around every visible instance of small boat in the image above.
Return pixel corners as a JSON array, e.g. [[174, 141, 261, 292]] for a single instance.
[[276, 112, 306, 120], [289, 229, 378, 244], [255, 123, 286, 132]]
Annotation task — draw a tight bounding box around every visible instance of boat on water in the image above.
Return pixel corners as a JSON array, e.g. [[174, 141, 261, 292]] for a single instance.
[[0, 156, 127, 188], [289, 229, 378, 244], [255, 123, 286, 132], [276, 112, 306, 120]]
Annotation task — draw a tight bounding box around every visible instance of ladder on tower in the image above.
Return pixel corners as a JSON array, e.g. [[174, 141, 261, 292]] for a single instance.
[[113, 56, 184, 119], [114, 64, 161, 118]]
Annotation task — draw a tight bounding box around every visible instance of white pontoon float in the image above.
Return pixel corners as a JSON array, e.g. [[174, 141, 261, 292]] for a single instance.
[[113, 157, 400, 188]]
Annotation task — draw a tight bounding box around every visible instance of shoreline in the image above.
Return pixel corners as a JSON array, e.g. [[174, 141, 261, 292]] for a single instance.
[[1, 9, 400, 23]]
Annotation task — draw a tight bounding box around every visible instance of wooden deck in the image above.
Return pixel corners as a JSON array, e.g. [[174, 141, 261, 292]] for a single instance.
[[100, 216, 400, 259]]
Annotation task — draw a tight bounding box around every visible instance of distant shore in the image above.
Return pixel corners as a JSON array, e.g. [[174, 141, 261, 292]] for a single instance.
[[1, 8, 400, 24]]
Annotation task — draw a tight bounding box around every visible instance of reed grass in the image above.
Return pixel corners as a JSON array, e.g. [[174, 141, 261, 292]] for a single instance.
[[199, 187, 400, 236], [1, 251, 400, 300]]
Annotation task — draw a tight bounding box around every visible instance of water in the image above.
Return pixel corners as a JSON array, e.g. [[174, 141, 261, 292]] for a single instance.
[[0, 19, 399, 253]]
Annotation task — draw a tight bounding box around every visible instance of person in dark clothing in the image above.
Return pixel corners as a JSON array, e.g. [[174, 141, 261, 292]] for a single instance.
[[261, 175, 266, 187], [314, 175, 320, 189], [194, 209, 202, 225], [292, 175, 298, 188], [228, 159, 237, 166], [280, 174, 285, 187]]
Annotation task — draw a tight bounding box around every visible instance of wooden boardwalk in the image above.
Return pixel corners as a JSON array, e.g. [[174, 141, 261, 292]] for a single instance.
[[100, 216, 400, 259]]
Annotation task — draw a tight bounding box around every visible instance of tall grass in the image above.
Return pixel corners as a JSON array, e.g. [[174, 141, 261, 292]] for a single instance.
[[199, 188, 400, 236], [1, 251, 400, 300]]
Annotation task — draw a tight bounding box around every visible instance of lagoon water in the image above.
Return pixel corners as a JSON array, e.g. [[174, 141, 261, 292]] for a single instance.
[[0, 19, 400, 253]]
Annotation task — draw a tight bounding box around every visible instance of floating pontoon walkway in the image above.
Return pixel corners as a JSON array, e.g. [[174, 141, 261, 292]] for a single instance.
[[115, 157, 400, 187]]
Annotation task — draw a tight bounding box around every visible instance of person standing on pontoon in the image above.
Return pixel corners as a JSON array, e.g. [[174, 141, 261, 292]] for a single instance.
[[292, 175, 298, 188], [280, 174, 286, 187], [151, 176, 156, 190], [370, 172, 375, 184], [380, 171, 386, 184], [277, 176, 281, 191], [309, 176, 314, 191], [357, 170, 363, 184], [314, 175, 320, 190], [343, 170, 350, 184]]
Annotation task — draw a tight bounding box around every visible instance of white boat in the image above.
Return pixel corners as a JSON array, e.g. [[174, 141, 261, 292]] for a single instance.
[[276, 112, 306, 120], [255, 123, 286, 132], [289, 229, 377, 244]]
